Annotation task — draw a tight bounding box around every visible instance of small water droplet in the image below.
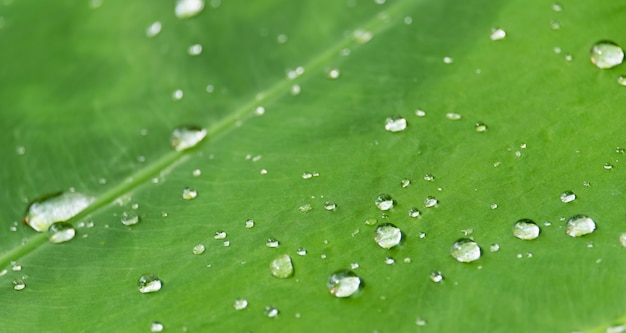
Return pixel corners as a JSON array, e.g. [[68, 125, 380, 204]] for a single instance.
[[400, 178, 411, 188], [233, 298, 248, 310], [182, 187, 198, 200], [430, 271, 443, 283], [131, 203, 140, 210], [604, 163, 614, 170], [443, 56, 454, 64], [423, 174, 435, 182], [47, 222, 76, 243], [404, 16, 413, 24], [138, 274, 162, 293], [374, 223, 402, 249], [150, 322, 164, 332], [565, 214, 596, 237], [384, 116, 407, 132], [192, 244, 205, 255], [260, 169, 268, 175], [170, 126, 207, 151], [299, 204, 313, 213], [590, 41, 624, 69], [290, 84, 301, 95], [327, 270, 361, 298], [11, 261, 21, 271], [353, 29, 373, 44], [214, 231, 227, 240], [424, 196, 438, 208], [550, 20, 561, 30], [552, 3, 562, 11], [175, 0, 204, 18], [13, 280, 25, 291], [265, 306, 279, 318], [384, 256, 395, 265], [415, 109, 426, 117], [560, 191, 576, 203], [564, 53, 573, 62], [16, 146, 26, 155], [276, 34, 288, 44], [24, 191, 94, 232], [490, 27, 506, 41], [323, 201, 337, 211], [446, 112, 461, 120], [254, 106, 265, 116], [490, 243, 500, 252], [606, 324, 626, 333], [450, 238, 481, 263], [375, 194, 394, 211], [328, 68, 340, 79], [416, 318, 427, 327], [223, 240, 230, 247], [172, 89, 183, 101], [120, 211, 140, 226], [475, 122, 488, 132], [408, 207, 421, 218], [619, 233, 626, 247], [245, 219, 255, 229], [188, 43, 203, 55], [146, 21, 162, 38], [490, 203, 498, 209], [296, 247, 307, 256], [513, 219, 540, 240], [270, 254, 294, 279], [617, 76, 626, 86], [364, 218, 378, 226], [266, 238, 280, 248]]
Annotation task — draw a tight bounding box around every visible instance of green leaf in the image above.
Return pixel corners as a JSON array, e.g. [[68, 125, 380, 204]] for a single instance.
[[1, 0, 625, 332]]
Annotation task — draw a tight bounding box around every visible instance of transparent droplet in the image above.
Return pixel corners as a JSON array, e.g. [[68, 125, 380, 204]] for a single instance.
[[245, 219, 255, 229], [552, 3, 562, 11], [606, 324, 626, 333], [233, 298, 248, 310], [590, 41, 624, 69], [605, 163, 614, 170], [265, 306, 279, 318], [375, 194, 394, 211], [550, 20, 560, 30], [618, 76, 626, 86], [401, 178, 411, 188], [619, 233, 626, 247], [323, 201, 337, 211], [205, 84, 214, 93], [443, 56, 453, 64], [146, 21, 162, 38], [11, 261, 22, 271], [290, 84, 301, 95], [475, 122, 488, 132], [424, 173, 435, 181], [270, 254, 294, 279], [446, 112, 461, 120], [47, 222, 76, 243], [254, 106, 265, 116], [16, 146, 26, 155], [490, 243, 500, 252], [188, 44, 203, 55], [175, 0, 205, 18], [353, 29, 373, 44], [416, 318, 427, 326], [328, 68, 340, 79], [13, 280, 25, 291], [172, 89, 183, 101], [430, 271, 443, 283], [384, 256, 395, 265], [150, 322, 164, 332], [564, 53, 573, 62], [415, 109, 426, 117], [565, 214, 596, 237], [364, 218, 378, 226], [450, 238, 481, 263], [424, 196, 438, 208], [131, 203, 140, 210], [276, 33, 288, 44], [374, 223, 402, 249], [121, 211, 140, 226], [181, 187, 198, 200], [260, 169, 268, 175], [404, 16, 413, 24], [24, 191, 94, 232], [560, 191, 576, 203], [138, 274, 162, 293], [299, 203, 313, 213], [490, 28, 506, 41], [192, 244, 205, 255], [266, 238, 280, 248], [223, 240, 230, 247], [296, 248, 307, 256], [170, 126, 207, 151], [385, 116, 407, 132], [213, 231, 227, 240], [490, 203, 498, 209], [513, 219, 540, 240], [327, 269, 361, 298], [408, 207, 421, 218]]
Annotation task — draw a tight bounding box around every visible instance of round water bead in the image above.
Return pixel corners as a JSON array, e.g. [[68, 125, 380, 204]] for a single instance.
[[475, 122, 488, 132], [48, 222, 76, 243], [618, 75, 626, 86], [270, 254, 294, 279], [450, 239, 481, 263], [374, 223, 402, 249], [384, 116, 407, 132], [375, 194, 394, 211], [150, 322, 164, 332], [121, 211, 140, 226], [408, 207, 421, 218], [560, 191, 576, 203], [233, 298, 248, 310], [424, 196, 438, 208], [192, 244, 205, 255], [245, 219, 255, 229], [265, 306, 279, 318], [590, 41, 624, 69], [266, 238, 280, 248], [182, 187, 198, 200], [490, 27, 506, 41], [512, 219, 540, 240], [175, 0, 205, 19], [327, 269, 361, 298], [430, 271, 443, 283], [138, 274, 162, 293], [170, 126, 207, 151], [323, 201, 337, 211], [565, 214, 596, 237]]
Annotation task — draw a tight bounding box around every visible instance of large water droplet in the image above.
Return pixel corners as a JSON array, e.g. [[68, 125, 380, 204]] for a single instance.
[[48, 222, 76, 243], [121, 211, 140, 226], [175, 0, 204, 18], [327, 270, 361, 298], [138, 274, 162, 293], [565, 214, 596, 237], [512, 219, 540, 240], [450, 239, 481, 263], [374, 223, 402, 249], [233, 298, 248, 310], [590, 41, 624, 69], [375, 194, 394, 211], [270, 254, 294, 279], [182, 187, 198, 200], [170, 126, 207, 151], [560, 191, 576, 203], [384, 116, 407, 132], [24, 191, 94, 232]]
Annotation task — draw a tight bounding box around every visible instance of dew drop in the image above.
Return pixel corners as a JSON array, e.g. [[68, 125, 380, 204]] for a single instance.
[[327, 269, 361, 298], [384, 256, 395, 265], [550, 20, 560, 30], [475, 122, 488, 132], [233, 298, 248, 310], [150, 322, 164, 332], [223, 240, 230, 247], [401, 178, 411, 188], [266, 238, 280, 248], [424, 196, 438, 208], [605, 163, 614, 170], [446, 112, 461, 120], [146, 21, 162, 38], [13, 280, 25, 291], [416, 318, 427, 327], [430, 271, 443, 283], [24, 191, 94, 232], [16, 146, 26, 155], [181, 187, 198, 200], [565, 214, 596, 237], [353, 29, 373, 44], [560, 191, 576, 203], [175, 0, 204, 18], [404, 16, 413, 24], [48, 222, 76, 243], [328, 68, 340, 79], [270, 254, 294, 279], [490, 203, 498, 209], [384, 116, 407, 132], [590, 41, 624, 69], [265, 306, 279, 318], [260, 169, 268, 175], [11, 261, 22, 271], [490, 28, 506, 41], [170, 126, 207, 151], [188, 44, 203, 55], [192, 244, 205, 255], [205, 84, 214, 93], [443, 56, 454, 64], [299, 203, 313, 213], [172, 89, 183, 101], [450, 238, 481, 263], [424, 173, 435, 181], [296, 248, 307, 256], [617, 76, 626, 86], [374, 223, 402, 249], [138, 274, 162, 293], [276, 34, 288, 44], [415, 109, 426, 117], [214, 231, 227, 240], [121, 211, 140, 226], [552, 2, 562, 11], [323, 201, 337, 211], [408, 207, 421, 218], [619, 233, 626, 247], [290, 84, 301, 95], [364, 218, 378, 226], [490, 243, 500, 252], [192, 169, 202, 177], [512, 219, 540, 240], [375, 194, 394, 211], [245, 219, 255, 229]]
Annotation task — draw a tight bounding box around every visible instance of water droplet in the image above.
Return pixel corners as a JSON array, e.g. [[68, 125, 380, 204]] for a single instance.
[[296, 248, 307, 256], [424, 196, 438, 208], [260, 169, 268, 175], [375, 194, 394, 211], [443, 56, 454, 64], [617, 76, 626, 86], [328, 68, 340, 79], [214, 231, 227, 240], [416, 318, 427, 326], [290, 84, 301, 95], [48, 222, 76, 243], [170, 126, 207, 151], [245, 219, 255, 229], [11, 261, 22, 271], [188, 44, 203, 55], [13, 280, 25, 291], [266, 238, 280, 248], [606, 324, 626, 333], [327, 270, 361, 298], [138, 274, 162, 293], [150, 322, 164, 332], [265, 306, 279, 318], [400, 178, 411, 188], [619, 233, 626, 247], [430, 271, 443, 283], [254, 106, 265, 116], [16, 146, 26, 155], [490, 243, 500, 252], [450, 238, 481, 263], [353, 29, 373, 44], [364, 218, 378, 226], [270, 254, 294, 279], [182, 187, 198, 200], [24, 191, 94, 232], [617, 147, 625, 153], [590, 41, 624, 69], [223, 240, 230, 247], [172, 89, 184, 101], [175, 0, 204, 18], [512, 219, 540, 240], [374, 223, 402, 249], [475, 122, 488, 132], [323, 201, 337, 211], [233, 298, 248, 310], [384, 116, 407, 132], [384, 256, 395, 265], [552, 3, 562, 11], [490, 27, 506, 41], [120, 211, 140, 226], [146, 21, 162, 38], [415, 109, 426, 117], [423, 173, 435, 182], [560, 191, 576, 203], [564, 53, 573, 62], [404, 16, 413, 24], [276, 34, 288, 44], [446, 112, 461, 120], [490, 203, 498, 209], [408, 207, 421, 218], [605, 163, 614, 170], [565, 214, 596, 237], [298, 204, 313, 213], [192, 244, 205, 255]]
